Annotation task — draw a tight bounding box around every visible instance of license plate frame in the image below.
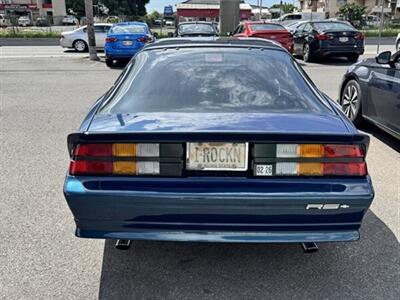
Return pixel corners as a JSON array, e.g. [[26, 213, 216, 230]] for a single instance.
[[122, 40, 133, 46], [186, 142, 248, 171], [339, 37, 349, 42]]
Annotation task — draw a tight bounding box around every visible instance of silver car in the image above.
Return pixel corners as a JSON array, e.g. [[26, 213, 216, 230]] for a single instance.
[[60, 23, 112, 52]]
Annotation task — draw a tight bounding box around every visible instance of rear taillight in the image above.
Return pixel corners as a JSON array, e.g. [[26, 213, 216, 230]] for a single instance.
[[254, 144, 367, 176], [137, 36, 150, 43], [70, 143, 160, 175], [106, 37, 118, 43], [354, 32, 364, 40], [315, 34, 333, 41]]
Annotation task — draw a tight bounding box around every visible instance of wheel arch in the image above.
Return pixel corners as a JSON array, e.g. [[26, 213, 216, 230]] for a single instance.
[[340, 74, 367, 118]]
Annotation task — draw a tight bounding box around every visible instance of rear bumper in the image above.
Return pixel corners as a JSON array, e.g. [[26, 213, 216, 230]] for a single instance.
[[105, 46, 141, 59], [315, 46, 364, 57], [64, 176, 374, 243]]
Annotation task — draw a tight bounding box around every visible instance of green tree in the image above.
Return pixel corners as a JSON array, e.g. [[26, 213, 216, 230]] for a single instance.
[[338, 3, 366, 27], [270, 2, 296, 14]]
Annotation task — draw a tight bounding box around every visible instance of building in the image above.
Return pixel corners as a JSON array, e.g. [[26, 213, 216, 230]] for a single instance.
[[0, 0, 66, 24], [176, 0, 252, 23], [299, 0, 392, 18]]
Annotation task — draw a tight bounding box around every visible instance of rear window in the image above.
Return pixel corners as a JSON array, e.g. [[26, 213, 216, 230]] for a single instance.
[[110, 24, 147, 34], [178, 23, 215, 34], [250, 24, 285, 31], [100, 48, 331, 114], [313, 22, 355, 31]]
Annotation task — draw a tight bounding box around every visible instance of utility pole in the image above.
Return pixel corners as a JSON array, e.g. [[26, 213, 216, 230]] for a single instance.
[[84, 0, 99, 61]]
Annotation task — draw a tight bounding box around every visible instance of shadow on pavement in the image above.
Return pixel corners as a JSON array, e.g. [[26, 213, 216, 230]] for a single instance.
[[98, 211, 399, 299], [359, 122, 400, 153], [296, 56, 355, 67]]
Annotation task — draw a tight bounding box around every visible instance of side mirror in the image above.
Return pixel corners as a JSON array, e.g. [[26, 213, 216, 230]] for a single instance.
[[376, 51, 392, 65]]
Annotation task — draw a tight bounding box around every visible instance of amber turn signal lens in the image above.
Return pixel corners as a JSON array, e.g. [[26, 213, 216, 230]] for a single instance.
[[298, 163, 323, 175], [113, 161, 136, 174], [112, 143, 136, 157], [298, 144, 324, 157]]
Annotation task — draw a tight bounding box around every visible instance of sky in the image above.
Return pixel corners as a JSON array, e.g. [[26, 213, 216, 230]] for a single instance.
[[146, 0, 291, 13]]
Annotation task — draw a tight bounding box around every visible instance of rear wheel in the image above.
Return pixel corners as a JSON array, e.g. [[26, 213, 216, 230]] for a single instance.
[[347, 54, 359, 62], [302, 43, 313, 62], [73, 39, 87, 52], [341, 79, 363, 125]]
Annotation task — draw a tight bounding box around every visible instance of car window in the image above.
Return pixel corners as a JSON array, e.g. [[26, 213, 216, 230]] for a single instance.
[[250, 24, 285, 31], [178, 23, 215, 35], [94, 26, 105, 33], [313, 22, 355, 31], [100, 48, 331, 114], [295, 23, 305, 33], [110, 24, 147, 34], [233, 25, 241, 35], [303, 23, 313, 33]]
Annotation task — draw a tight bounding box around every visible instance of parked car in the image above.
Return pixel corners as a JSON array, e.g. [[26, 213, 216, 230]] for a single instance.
[[285, 20, 306, 34], [60, 24, 112, 52], [233, 21, 293, 52], [64, 37, 374, 250], [0, 13, 12, 27], [293, 20, 364, 62], [104, 22, 153, 67], [35, 17, 49, 27], [18, 15, 32, 27], [165, 19, 174, 26], [339, 50, 400, 139], [396, 33, 400, 51], [62, 15, 78, 26], [175, 21, 218, 37], [273, 12, 325, 25]]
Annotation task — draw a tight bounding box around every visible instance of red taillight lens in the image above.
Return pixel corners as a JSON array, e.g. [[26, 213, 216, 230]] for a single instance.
[[73, 144, 112, 157], [324, 145, 364, 158], [69, 160, 113, 175], [355, 32, 364, 40], [315, 34, 333, 41], [106, 37, 118, 43], [137, 36, 149, 43], [324, 162, 367, 176]]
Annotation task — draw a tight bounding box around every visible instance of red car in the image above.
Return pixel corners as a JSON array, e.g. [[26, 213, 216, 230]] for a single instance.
[[233, 21, 294, 53]]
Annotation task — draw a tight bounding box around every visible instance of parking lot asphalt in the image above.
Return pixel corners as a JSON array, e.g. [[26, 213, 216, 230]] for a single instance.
[[0, 45, 399, 299]]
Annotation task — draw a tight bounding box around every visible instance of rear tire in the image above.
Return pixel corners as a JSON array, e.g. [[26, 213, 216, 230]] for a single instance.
[[105, 58, 114, 67], [303, 43, 313, 62], [73, 39, 88, 52], [341, 79, 363, 126], [347, 54, 359, 62]]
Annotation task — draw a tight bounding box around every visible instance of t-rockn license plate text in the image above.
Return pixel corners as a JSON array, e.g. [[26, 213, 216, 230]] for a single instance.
[[186, 142, 248, 171]]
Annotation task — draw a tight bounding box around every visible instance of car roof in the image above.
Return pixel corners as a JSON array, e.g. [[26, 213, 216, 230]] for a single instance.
[[144, 37, 285, 51], [178, 21, 214, 25]]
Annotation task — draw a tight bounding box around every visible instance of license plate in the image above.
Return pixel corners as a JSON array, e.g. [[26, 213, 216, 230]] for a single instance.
[[186, 142, 248, 171], [339, 37, 349, 42], [122, 40, 133, 46]]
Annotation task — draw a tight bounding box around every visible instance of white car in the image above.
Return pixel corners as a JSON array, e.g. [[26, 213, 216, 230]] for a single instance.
[[0, 14, 12, 27], [62, 15, 78, 26], [165, 20, 174, 26], [396, 33, 400, 52], [18, 16, 32, 27], [60, 23, 112, 52]]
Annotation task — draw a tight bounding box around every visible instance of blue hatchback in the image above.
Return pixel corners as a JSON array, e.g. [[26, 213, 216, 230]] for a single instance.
[[104, 22, 152, 67]]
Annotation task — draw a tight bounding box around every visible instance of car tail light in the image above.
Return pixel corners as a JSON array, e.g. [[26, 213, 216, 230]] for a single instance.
[[354, 32, 364, 40], [254, 144, 367, 176], [70, 143, 160, 175], [137, 36, 150, 43], [315, 34, 333, 41], [106, 37, 118, 43]]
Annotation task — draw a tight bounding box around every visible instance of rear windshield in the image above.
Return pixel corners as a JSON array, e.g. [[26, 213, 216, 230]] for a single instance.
[[250, 24, 285, 31], [110, 24, 147, 34], [313, 22, 355, 31], [178, 23, 215, 34], [100, 48, 331, 114]]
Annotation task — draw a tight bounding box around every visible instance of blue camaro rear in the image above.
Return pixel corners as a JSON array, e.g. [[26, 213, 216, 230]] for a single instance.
[[104, 21, 152, 67], [64, 38, 374, 246]]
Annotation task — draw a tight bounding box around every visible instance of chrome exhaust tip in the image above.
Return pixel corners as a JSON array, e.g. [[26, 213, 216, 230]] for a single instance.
[[301, 242, 319, 253], [115, 239, 131, 250]]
